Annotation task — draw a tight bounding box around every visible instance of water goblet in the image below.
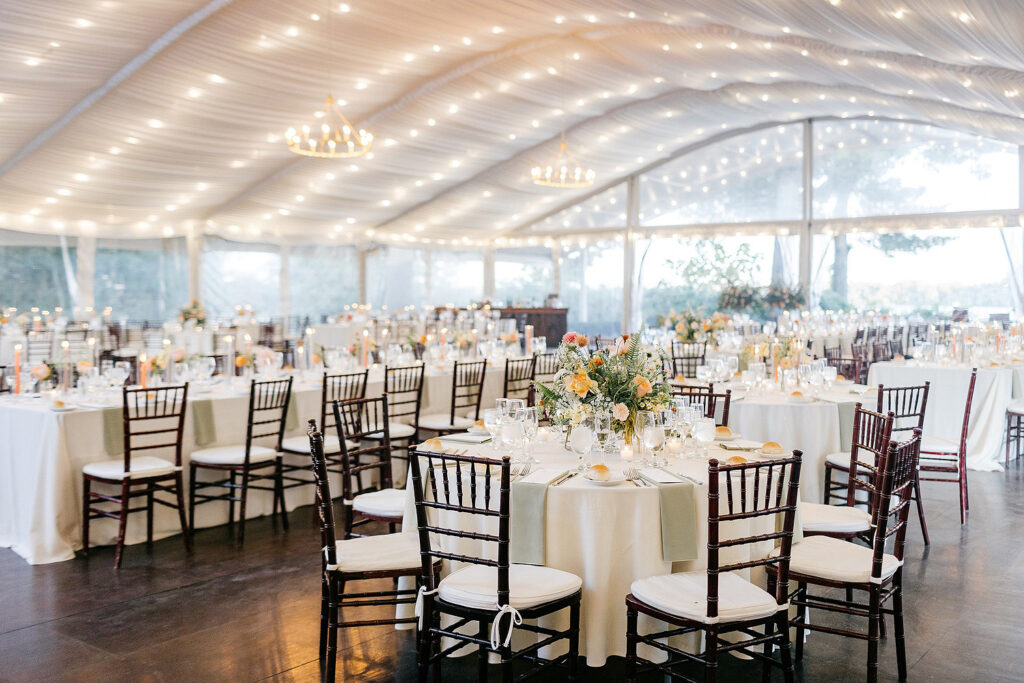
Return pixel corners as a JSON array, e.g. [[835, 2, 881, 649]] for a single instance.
[[693, 418, 716, 458], [567, 417, 595, 472], [482, 408, 502, 453]]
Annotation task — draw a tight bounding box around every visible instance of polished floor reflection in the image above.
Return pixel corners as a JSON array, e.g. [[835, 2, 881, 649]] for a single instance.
[[3, 466, 1024, 682]]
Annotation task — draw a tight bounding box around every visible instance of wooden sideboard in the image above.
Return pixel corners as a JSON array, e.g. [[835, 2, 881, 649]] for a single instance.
[[497, 308, 568, 343]]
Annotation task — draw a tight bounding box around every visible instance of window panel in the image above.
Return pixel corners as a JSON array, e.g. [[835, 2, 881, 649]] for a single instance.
[[94, 237, 187, 322], [812, 120, 1019, 218], [288, 244, 359, 321], [201, 237, 281, 318], [495, 246, 553, 306], [639, 124, 803, 226], [562, 240, 623, 335], [0, 229, 77, 311], [431, 249, 483, 307], [366, 246, 427, 309]]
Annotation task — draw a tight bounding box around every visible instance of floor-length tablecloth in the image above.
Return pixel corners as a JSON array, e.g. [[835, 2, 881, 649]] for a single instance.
[[867, 362, 1011, 471], [0, 363, 504, 565]]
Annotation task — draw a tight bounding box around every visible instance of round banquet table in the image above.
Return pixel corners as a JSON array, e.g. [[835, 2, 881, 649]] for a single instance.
[[0, 362, 505, 564], [726, 384, 863, 504], [867, 360, 1015, 471], [398, 440, 801, 667]]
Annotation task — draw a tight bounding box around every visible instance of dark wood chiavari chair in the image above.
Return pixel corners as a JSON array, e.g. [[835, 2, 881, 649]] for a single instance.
[[878, 382, 930, 543], [188, 377, 293, 545], [822, 355, 864, 385], [872, 341, 893, 363], [1005, 400, 1024, 468], [771, 430, 921, 683], [502, 356, 537, 403], [409, 447, 582, 682], [307, 420, 439, 683], [534, 351, 558, 382], [0, 365, 11, 393], [81, 384, 191, 568], [669, 341, 707, 380], [809, 404, 894, 539], [333, 395, 404, 538], [853, 328, 866, 345], [366, 363, 425, 480], [626, 452, 803, 683], [672, 384, 731, 427], [822, 343, 842, 360], [418, 359, 487, 435], [279, 370, 369, 492], [594, 335, 619, 351], [889, 338, 905, 358], [919, 368, 977, 524]]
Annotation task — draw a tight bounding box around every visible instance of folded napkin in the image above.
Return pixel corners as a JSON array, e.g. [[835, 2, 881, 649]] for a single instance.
[[720, 439, 761, 451], [439, 432, 492, 444], [102, 407, 124, 456], [510, 469, 567, 565], [639, 468, 699, 563], [192, 399, 217, 447]]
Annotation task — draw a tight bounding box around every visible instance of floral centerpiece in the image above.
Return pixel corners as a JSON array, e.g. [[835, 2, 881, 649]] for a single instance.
[[658, 310, 731, 345], [535, 331, 672, 444], [499, 331, 520, 346], [178, 299, 207, 327]]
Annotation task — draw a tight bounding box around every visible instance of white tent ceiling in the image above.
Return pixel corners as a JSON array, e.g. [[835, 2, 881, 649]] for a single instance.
[[0, 0, 1022, 245]]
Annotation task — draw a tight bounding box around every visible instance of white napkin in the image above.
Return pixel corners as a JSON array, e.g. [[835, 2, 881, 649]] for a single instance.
[[440, 433, 492, 444], [639, 468, 681, 483], [520, 469, 567, 485]]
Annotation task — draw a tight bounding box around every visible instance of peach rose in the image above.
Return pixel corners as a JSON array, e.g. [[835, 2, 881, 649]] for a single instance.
[[562, 332, 577, 344], [171, 347, 186, 362], [575, 335, 589, 348], [31, 364, 50, 380], [633, 375, 652, 398], [562, 370, 597, 398], [612, 403, 629, 421]]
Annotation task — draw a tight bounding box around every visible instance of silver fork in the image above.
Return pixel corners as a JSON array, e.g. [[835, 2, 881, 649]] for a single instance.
[[624, 466, 648, 487]]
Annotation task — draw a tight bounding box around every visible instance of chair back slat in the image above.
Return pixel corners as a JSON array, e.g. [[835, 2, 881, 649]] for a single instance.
[[670, 341, 707, 379], [333, 395, 394, 502], [844, 404, 895, 508], [246, 377, 292, 453], [306, 420, 339, 570], [410, 448, 511, 604], [122, 384, 189, 473], [870, 429, 922, 577], [534, 352, 558, 381], [876, 382, 929, 437], [706, 453, 802, 620], [321, 370, 369, 434], [449, 360, 487, 423], [503, 357, 537, 401], [384, 363, 425, 427]]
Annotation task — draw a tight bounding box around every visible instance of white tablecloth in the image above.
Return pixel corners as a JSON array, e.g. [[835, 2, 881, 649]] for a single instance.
[[0, 363, 505, 565], [398, 441, 799, 667], [728, 387, 856, 505], [867, 361, 1011, 471]]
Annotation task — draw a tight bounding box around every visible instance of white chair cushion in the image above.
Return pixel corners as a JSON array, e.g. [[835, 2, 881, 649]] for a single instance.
[[279, 434, 357, 454], [824, 450, 876, 471], [771, 535, 901, 584], [352, 488, 406, 518], [921, 434, 957, 454], [82, 455, 175, 480], [1007, 399, 1024, 415], [368, 421, 416, 439], [190, 444, 277, 466], [418, 413, 475, 431], [801, 502, 872, 533], [332, 532, 421, 573], [630, 571, 780, 624], [438, 563, 582, 611]]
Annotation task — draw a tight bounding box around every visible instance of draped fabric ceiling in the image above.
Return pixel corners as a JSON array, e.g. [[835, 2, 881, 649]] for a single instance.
[[0, 0, 1022, 247]]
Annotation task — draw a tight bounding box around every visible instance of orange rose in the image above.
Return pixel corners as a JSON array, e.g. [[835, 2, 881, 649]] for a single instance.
[[562, 370, 597, 397], [589, 356, 604, 369], [633, 375, 652, 398], [575, 335, 589, 347], [235, 355, 248, 368]]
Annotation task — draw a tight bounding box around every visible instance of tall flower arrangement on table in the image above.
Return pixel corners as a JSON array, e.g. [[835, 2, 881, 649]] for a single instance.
[[178, 299, 207, 327], [535, 331, 672, 444], [658, 310, 731, 345]]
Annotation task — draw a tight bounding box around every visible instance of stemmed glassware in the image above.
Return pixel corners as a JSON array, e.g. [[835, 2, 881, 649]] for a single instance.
[[594, 411, 612, 455], [482, 408, 502, 452], [567, 416, 595, 472], [693, 418, 716, 458], [636, 410, 665, 466], [516, 406, 539, 462]]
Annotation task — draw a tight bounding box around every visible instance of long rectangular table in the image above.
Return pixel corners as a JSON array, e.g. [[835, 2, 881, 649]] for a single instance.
[[0, 364, 504, 565]]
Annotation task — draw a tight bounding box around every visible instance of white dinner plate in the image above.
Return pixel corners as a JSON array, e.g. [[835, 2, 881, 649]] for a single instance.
[[583, 471, 627, 486], [834, 379, 853, 386], [755, 448, 792, 458], [786, 395, 814, 404], [49, 404, 76, 412], [715, 432, 740, 442], [467, 426, 489, 435]]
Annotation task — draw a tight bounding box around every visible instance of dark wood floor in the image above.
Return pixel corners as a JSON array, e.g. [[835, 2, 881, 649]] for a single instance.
[[4, 465, 1024, 682]]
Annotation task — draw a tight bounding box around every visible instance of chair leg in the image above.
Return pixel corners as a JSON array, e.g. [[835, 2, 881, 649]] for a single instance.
[[188, 465, 197, 536], [822, 462, 833, 504], [228, 470, 236, 529], [113, 479, 130, 569], [705, 626, 718, 683], [416, 597, 431, 683], [958, 461, 967, 524], [81, 478, 91, 556], [777, 612, 795, 683], [568, 599, 580, 682], [867, 586, 881, 683], [237, 468, 250, 545], [174, 472, 192, 553], [625, 605, 638, 683], [762, 615, 774, 683], [477, 620, 489, 681], [275, 458, 289, 532], [1007, 414, 1012, 469], [913, 473, 930, 545], [319, 572, 329, 662], [795, 582, 806, 662], [893, 582, 908, 681], [146, 488, 154, 545], [324, 574, 338, 683], [962, 455, 970, 511]]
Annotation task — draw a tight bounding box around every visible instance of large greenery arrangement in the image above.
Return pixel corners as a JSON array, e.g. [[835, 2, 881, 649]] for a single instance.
[[535, 331, 672, 444], [718, 284, 805, 317], [178, 299, 207, 326], [657, 309, 730, 344]]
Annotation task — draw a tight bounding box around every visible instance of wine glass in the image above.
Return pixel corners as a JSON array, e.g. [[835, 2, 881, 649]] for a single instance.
[[567, 417, 595, 472], [482, 408, 502, 452], [517, 407, 539, 461], [500, 413, 525, 463], [636, 410, 664, 466], [694, 418, 716, 458]]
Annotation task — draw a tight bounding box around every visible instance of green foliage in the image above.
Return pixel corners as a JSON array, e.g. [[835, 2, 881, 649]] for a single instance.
[[864, 233, 954, 256]]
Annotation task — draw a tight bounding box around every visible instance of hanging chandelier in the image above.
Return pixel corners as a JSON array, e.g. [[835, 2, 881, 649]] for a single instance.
[[531, 136, 596, 188], [285, 94, 372, 158]]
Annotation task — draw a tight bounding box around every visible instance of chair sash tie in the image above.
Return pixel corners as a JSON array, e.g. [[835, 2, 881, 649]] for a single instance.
[[489, 603, 522, 650], [414, 585, 441, 631]]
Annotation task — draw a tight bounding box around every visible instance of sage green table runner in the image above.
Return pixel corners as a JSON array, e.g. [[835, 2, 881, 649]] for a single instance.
[[638, 467, 699, 563], [510, 469, 568, 565], [102, 407, 123, 456], [191, 396, 299, 447]]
